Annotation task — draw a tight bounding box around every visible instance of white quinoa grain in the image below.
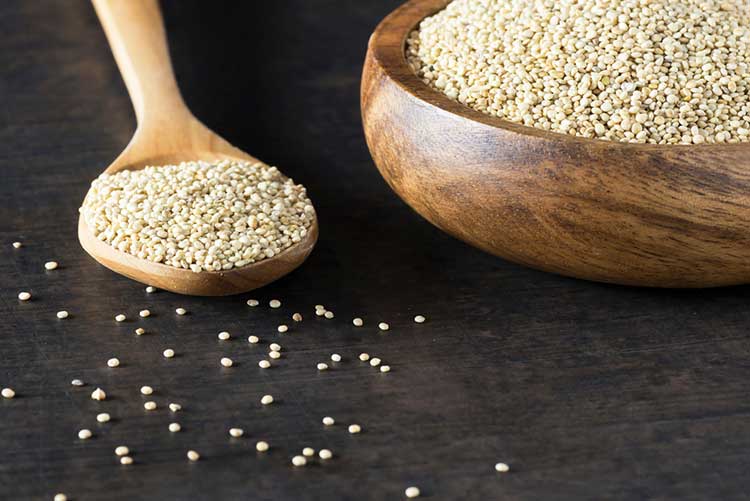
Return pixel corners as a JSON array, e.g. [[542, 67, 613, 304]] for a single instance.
[[302, 447, 315, 457], [169, 422, 181, 433], [256, 441, 269, 452], [71, 379, 84, 387], [322, 416, 335, 426], [140, 386, 153, 395], [175, 308, 186, 316], [91, 388, 106, 401], [269, 299, 281, 308], [292, 313, 302, 322], [369, 358, 381, 367], [144, 401, 157, 411], [330, 353, 342, 362], [120, 456, 133, 465], [78, 429, 92, 440], [291, 455, 307, 467], [413, 315, 426, 324], [317, 362, 329, 371], [248, 335, 260, 344], [56, 311, 69, 319], [114, 314, 126, 322], [12, 242, 21, 249], [163, 349, 175, 358], [324, 311, 334, 319], [378, 322, 389, 331], [80, 160, 314, 271], [319, 449, 333, 460], [221, 357, 233, 367], [218, 331, 230, 341], [107, 358, 120, 368], [139, 309, 150, 318], [495, 462, 510, 473], [115, 446, 129, 456], [358, 353, 370, 362], [18, 292, 31, 301], [260, 394, 274, 405], [229, 428, 244, 438], [277, 324, 288, 333], [352, 317, 363, 327], [96, 413, 111, 423], [380, 365, 391, 373], [44, 261, 58, 270], [169, 403, 182, 412], [246, 299, 259, 307], [1, 388, 15, 399], [145, 286, 156, 293], [187, 450, 200, 461], [269, 343, 281, 352], [315, 309, 326, 317], [405, 486, 421, 498], [135, 327, 145, 335], [54, 493, 67, 501], [348, 424, 361, 434], [259, 360, 271, 369], [269, 351, 281, 360]]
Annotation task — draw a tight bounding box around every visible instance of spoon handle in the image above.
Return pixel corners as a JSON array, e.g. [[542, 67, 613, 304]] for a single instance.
[[92, 0, 189, 127]]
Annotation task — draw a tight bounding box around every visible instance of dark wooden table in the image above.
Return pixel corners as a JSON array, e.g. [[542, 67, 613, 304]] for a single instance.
[[2, 1, 750, 499]]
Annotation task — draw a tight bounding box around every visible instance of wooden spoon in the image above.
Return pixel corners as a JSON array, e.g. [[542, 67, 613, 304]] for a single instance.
[[79, 0, 317, 295], [362, 0, 750, 288]]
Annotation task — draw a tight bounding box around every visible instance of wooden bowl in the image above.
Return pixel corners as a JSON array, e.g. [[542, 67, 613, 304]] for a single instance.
[[361, 0, 750, 288]]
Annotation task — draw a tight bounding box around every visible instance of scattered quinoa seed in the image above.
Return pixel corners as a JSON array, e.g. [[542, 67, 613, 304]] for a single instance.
[[144, 401, 157, 411], [91, 388, 106, 401], [18, 292, 31, 301], [259, 360, 271, 369], [378, 322, 389, 331], [115, 314, 126, 322], [269, 299, 281, 308], [317, 363, 329, 371], [277, 324, 288, 333], [380, 365, 391, 373], [187, 450, 200, 461], [140, 386, 153, 395], [120, 456, 133, 465], [256, 441, 269, 452], [495, 462, 510, 473], [324, 311, 334, 319], [322, 416, 335, 426], [229, 428, 244, 438], [107, 358, 120, 368], [221, 357, 233, 367], [269, 351, 281, 360], [12, 242, 21, 249], [352, 317, 363, 327], [414, 315, 426, 323], [169, 422, 181, 433], [56, 311, 69, 319], [260, 394, 274, 405], [218, 331, 230, 341], [44, 261, 59, 270], [71, 379, 84, 387], [246, 299, 259, 307], [291, 455, 307, 467], [139, 309, 150, 318], [54, 494, 67, 501], [1, 388, 15, 399], [163, 349, 175, 358], [169, 403, 182, 412], [78, 429, 92, 440], [145, 286, 156, 293], [292, 313, 302, 322], [302, 447, 315, 457], [359, 353, 370, 362], [175, 308, 187, 316], [369, 358, 381, 367], [330, 353, 342, 362], [405, 486, 421, 498], [319, 449, 333, 460], [96, 413, 111, 423], [248, 335, 260, 344], [348, 424, 362, 434], [135, 327, 145, 335], [269, 343, 281, 352], [115, 446, 130, 456]]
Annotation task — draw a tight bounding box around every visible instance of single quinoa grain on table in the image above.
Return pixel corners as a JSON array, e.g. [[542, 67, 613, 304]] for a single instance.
[[406, 0, 750, 144]]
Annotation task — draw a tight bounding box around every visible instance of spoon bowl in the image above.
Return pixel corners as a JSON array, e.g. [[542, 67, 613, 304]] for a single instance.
[[80, 0, 317, 295], [362, 0, 750, 288]]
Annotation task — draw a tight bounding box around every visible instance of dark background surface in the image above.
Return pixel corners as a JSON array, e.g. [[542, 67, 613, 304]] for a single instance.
[[2, 1, 750, 499]]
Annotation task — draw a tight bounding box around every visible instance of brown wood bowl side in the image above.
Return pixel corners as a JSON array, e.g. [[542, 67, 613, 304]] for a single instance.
[[79, 215, 318, 296], [361, 0, 750, 288]]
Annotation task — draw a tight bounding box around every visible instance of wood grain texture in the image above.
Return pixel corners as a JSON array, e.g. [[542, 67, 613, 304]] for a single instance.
[[361, 0, 750, 288], [79, 0, 318, 295], [3, 1, 750, 500]]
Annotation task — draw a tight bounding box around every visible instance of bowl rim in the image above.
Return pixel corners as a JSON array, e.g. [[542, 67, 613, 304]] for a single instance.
[[368, 0, 749, 152]]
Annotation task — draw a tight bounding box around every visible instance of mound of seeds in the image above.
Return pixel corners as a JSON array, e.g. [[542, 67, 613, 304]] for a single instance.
[[406, 0, 750, 144], [80, 160, 315, 272]]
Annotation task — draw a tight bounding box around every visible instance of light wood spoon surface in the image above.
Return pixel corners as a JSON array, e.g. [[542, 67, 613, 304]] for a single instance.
[[79, 0, 317, 296]]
